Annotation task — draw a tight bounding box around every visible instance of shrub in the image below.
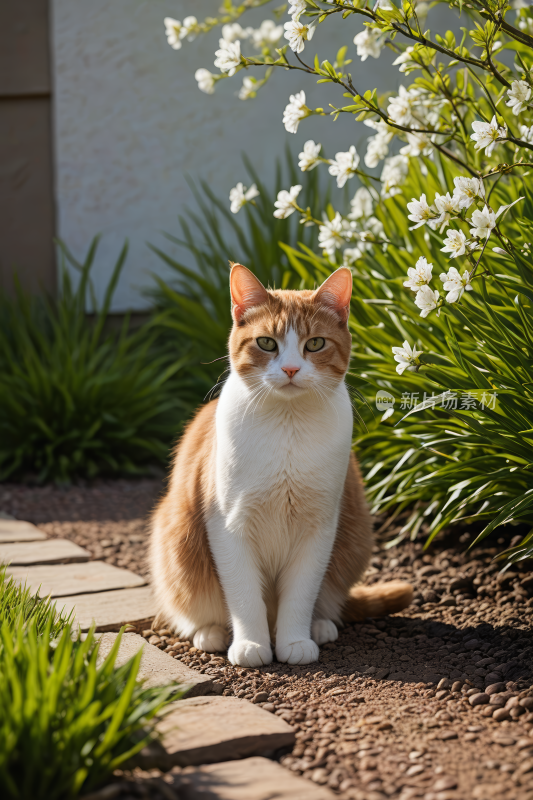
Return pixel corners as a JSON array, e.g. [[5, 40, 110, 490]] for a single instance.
[[0, 238, 195, 483], [0, 620, 177, 800], [156, 0, 533, 560]]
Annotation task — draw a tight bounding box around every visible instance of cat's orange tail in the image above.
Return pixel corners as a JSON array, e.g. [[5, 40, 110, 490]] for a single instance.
[[342, 580, 414, 622]]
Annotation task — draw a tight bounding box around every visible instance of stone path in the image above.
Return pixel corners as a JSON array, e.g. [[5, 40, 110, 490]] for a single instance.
[[1, 515, 314, 800]]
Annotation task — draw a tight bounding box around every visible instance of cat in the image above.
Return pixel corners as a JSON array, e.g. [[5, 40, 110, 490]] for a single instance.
[[150, 263, 413, 667]]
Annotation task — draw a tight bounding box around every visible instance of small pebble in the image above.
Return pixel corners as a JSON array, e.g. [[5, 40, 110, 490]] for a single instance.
[[492, 735, 516, 746], [493, 708, 511, 722], [469, 692, 489, 706], [433, 776, 458, 791], [486, 682, 507, 695]]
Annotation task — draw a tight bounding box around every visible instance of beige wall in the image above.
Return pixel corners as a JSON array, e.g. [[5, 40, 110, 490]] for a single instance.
[[50, 0, 394, 311]]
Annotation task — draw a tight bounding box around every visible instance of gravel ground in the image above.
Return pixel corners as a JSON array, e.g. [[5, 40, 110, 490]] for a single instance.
[[2, 480, 533, 800]]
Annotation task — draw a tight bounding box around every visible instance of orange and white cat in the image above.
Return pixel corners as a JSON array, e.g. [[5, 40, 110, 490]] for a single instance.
[[150, 264, 412, 667]]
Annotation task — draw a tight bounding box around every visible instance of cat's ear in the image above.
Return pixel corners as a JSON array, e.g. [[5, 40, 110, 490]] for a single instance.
[[314, 267, 353, 323], [230, 263, 269, 323]]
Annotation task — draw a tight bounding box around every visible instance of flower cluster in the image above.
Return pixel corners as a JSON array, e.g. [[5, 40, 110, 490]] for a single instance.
[[164, 16, 199, 49], [402, 256, 473, 320], [162, 0, 532, 386], [407, 171, 523, 259]]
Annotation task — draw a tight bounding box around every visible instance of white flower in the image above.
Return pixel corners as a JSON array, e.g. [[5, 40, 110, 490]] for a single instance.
[[249, 20, 284, 48], [392, 46, 416, 73], [469, 205, 496, 239], [365, 216, 385, 242], [363, 120, 395, 167], [288, 0, 307, 19], [441, 229, 468, 258], [180, 16, 198, 42], [229, 182, 260, 214], [238, 76, 256, 100], [399, 131, 432, 158], [406, 193, 435, 230], [415, 285, 440, 318], [318, 212, 347, 256], [364, 135, 390, 168], [284, 18, 315, 53], [221, 23, 248, 42], [520, 124, 533, 143], [343, 247, 363, 265], [519, 15, 533, 35], [353, 28, 384, 62], [506, 80, 532, 115], [195, 69, 216, 95], [380, 155, 408, 198], [349, 187, 374, 220], [433, 192, 462, 231], [392, 340, 423, 375], [298, 140, 322, 171], [470, 115, 506, 156], [403, 257, 433, 292], [214, 39, 241, 76], [364, 118, 396, 143], [164, 18, 182, 50], [328, 146, 360, 188], [274, 185, 302, 219], [452, 176, 485, 210], [439, 267, 473, 303], [282, 90, 309, 134], [387, 85, 420, 126]]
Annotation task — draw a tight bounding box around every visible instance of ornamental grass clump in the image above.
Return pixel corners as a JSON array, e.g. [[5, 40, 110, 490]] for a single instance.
[[0, 237, 194, 483], [0, 622, 177, 800], [0, 570, 179, 800], [159, 0, 533, 560]]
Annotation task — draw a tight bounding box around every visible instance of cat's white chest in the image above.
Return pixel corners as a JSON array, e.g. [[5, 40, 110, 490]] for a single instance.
[[213, 373, 353, 537]]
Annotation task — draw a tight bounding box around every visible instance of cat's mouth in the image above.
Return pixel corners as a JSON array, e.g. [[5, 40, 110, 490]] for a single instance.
[[278, 380, 305, 393]]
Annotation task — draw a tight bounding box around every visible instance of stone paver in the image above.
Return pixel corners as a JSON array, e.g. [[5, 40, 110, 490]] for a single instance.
[[96, 633, 213, 697], [60, 586, 157, 631], [158, 695, 296, 767], [173, 756, 337, 800], [7, 560, 146, 597], [0, 538, 90, 566], [0, 519, 47, 543]]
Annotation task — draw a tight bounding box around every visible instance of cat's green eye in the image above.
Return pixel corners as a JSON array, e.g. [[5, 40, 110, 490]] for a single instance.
[[305, 337, 325, 352], [257, 337, 277, 352]]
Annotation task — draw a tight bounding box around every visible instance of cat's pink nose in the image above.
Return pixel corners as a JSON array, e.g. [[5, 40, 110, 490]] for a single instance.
[[282, 366, 300, 379]]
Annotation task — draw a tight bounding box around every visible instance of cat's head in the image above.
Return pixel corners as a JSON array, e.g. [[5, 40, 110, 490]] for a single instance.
[[228, 264, 352, 398]]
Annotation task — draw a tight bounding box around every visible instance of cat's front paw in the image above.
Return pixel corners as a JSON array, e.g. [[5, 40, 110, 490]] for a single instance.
[[228, 639, 273, 667], [312, 619, 338, 646], [276, 639, 319, 665], [193, 625, 229, 653]]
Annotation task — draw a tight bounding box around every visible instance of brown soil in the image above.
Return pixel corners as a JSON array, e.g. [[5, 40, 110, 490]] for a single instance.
[[2, 480, 533, 800]]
